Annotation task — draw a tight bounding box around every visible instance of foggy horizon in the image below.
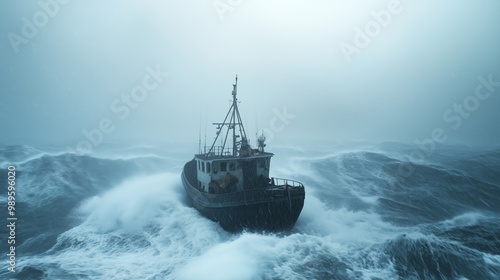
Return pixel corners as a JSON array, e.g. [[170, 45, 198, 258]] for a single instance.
[[2, 2, 500, 279], [2, 0, 500, 150]]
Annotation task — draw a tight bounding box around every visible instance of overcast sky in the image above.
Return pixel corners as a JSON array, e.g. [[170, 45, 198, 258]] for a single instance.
[[1, 0, 499, 151]]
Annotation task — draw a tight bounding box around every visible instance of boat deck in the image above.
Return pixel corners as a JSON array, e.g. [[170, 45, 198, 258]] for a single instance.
[[182, 159, 305, 231]]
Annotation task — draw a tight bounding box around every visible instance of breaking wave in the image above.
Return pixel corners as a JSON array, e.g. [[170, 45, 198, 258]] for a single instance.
[[0, 143, 499, 279]]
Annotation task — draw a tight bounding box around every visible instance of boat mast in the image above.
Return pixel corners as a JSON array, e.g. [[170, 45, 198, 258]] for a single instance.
[[232, 76, 237, 155], [206, 75, 248, 157]]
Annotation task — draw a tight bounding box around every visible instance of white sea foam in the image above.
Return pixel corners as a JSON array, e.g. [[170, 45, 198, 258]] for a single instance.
[[79, 173, 184, 232], [20, 172, 230, 279], [17, 169, 401, 279], [442, 212, 487, 227], [175, 233, 277, 280], [8, 144, 499, 279]]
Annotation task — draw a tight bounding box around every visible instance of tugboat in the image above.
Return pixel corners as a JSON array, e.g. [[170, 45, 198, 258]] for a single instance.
[[181, 76, 305, 231]]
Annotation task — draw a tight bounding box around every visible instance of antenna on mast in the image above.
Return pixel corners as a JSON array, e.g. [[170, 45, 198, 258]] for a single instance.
[[231, 75, 239, 156], [255, 107, 258, 148], [206, 75, 249, 157], [204, 113, 207, 154], [232, 75, 238, 96], [198, 117, 202, 154]]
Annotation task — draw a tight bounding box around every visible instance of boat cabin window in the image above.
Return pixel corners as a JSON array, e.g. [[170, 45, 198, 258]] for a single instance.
[[229, 162, 236, 171], [213, 162, 218, 173], [206, 162, 211, 173], [197, 160, 200, 170], [202, 161, 205, 172], [220, 162, 227, 171]]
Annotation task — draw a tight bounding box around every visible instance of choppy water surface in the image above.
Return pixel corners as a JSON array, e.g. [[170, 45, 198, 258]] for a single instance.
[[0, 144, 499, 280]]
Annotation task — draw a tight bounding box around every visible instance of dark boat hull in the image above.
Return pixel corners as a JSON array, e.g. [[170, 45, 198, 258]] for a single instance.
[[181, 160, 305, 231]]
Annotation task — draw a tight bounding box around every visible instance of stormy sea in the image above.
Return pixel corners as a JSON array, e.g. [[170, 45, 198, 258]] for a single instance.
[[1, 143, 499, 280]]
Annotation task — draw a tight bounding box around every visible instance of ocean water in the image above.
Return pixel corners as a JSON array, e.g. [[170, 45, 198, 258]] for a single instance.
[[0, 143, 499, 280]]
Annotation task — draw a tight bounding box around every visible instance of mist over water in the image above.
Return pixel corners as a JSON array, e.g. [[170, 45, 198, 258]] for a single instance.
[[1, 143, 499, 279], [2, 1, 500, 279], [2, 0, 500, 147]]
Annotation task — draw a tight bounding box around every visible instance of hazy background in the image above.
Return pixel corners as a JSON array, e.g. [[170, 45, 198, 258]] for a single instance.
[[1, 0, 499, 151]]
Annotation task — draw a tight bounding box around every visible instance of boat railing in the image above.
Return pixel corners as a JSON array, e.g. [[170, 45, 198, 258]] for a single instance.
[[204, 146, 233, 157], [270, 177, 304, 188]]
